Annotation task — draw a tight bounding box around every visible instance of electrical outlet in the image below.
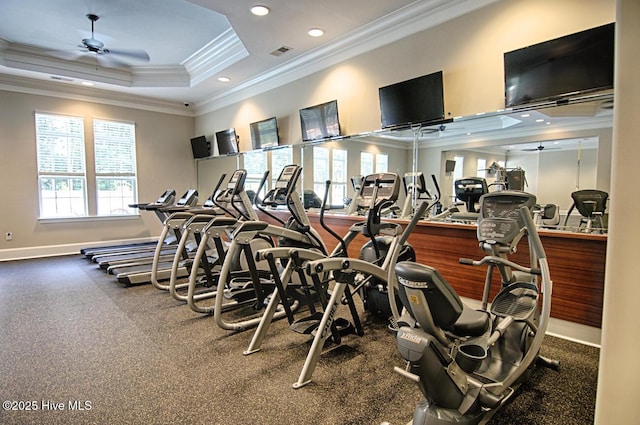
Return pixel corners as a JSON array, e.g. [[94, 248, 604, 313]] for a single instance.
[[5, 232, 12, 241]]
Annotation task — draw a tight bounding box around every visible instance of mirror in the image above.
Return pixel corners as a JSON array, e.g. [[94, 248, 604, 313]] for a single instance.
[[302, 94, 613, 225], [196, 94, 613, 232]]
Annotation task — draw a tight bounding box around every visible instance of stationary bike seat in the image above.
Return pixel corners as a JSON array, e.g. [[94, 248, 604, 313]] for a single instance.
[[450, 306, 490, 337]]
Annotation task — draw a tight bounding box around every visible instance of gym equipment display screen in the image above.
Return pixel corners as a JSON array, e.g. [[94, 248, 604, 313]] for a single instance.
[[250, 116, 280, 150], [299, 100, 341, 142], [216, 128, 239, 155], [504, 22, 615, 108], [378, 70, 445, 129]]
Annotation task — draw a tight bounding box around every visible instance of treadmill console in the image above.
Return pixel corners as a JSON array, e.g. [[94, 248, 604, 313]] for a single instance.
[[275, 164, 301, 191], [477, 191, 537, 245], [261, 164, 302, 207], [176, 189, 198, 207], [403, 172, 431, 198], [227, 169, 247, 193], [156, 189, 176, 205], [356, 173, 400, 209]]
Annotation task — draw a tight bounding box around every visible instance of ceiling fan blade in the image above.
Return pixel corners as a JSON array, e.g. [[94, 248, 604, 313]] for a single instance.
[[46, 48, 88, 61], [96, 53, 133, 68], [105, 48, 150, 62]]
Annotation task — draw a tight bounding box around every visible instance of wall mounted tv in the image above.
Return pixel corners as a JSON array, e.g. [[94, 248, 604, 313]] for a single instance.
[[378, 70, 445, 129], [215, 128, 239, 156], [504, 22, 615, 108], [190, 135, 210, 159], [299, 100, 341, 142], [250, 116, 280, 150]]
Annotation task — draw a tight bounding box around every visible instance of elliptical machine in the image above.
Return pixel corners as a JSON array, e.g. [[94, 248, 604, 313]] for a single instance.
[[211, 164, 328, 330], [392, 191, 557, 425], [287, 173, 424, 389]]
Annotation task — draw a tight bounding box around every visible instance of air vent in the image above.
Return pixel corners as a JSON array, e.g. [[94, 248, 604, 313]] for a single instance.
[[270, 45, 293, 57], [51, 76, 74, 82]]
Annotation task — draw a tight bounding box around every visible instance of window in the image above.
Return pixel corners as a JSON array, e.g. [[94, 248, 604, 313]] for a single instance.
[[452, 155, 464, 198], [313, 146, 347, 206], [331, 148, 348, 206], [35, 112, 138, 218], [360, 152, 373, 176], [270, 147, 293, 188], [361, 151, 388, 176], [93, 119, 138, 215], [242, 147, 293, 199], [313, 146, 330, 200], [477, 158, 487, 178], [243, 150, 268, 194], [375, 153, 389, 173], [35, 113, 87, 217]]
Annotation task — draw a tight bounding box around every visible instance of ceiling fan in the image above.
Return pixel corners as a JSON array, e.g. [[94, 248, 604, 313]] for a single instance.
[[73, 14, 150, 67], [522, 142, 561, 152]]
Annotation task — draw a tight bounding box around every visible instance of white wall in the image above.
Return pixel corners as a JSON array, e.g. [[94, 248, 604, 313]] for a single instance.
[[0, 90, 196, 259], [194, 0, 615, 204], [595, 0, 640, 421]]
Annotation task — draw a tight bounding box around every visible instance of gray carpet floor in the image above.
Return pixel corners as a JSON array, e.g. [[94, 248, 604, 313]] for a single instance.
[[0, 255, 599, 425]]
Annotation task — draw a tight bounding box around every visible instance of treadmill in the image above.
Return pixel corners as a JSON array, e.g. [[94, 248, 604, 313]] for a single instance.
[[106, 188, 202, 285], [81, 189, 176, 260], [92, 189, 199, 269], [115, 172, 250, 286]]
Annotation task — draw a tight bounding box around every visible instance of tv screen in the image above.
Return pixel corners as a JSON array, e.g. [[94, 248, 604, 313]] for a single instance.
[[504, 23, 615, 108], [379, 70, 445, 129], [250, 116, 280, 150], [190, 135, 209, 159], [215, 128, 239, 155], [299, 100, 341, 142]]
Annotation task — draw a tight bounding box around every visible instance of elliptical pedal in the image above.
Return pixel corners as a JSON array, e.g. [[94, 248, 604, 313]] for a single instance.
[[290, 313, 324, 334], [490, 282, 538, 319]]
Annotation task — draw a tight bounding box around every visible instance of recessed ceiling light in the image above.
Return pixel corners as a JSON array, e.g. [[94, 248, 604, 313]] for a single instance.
[[536, 119, 544, 123], [521, 113, 530, 118], [251, 5, 270, 16], [308, 28, 324, 37], [81, 81, 94, 86], [218, 76, 231, 83]]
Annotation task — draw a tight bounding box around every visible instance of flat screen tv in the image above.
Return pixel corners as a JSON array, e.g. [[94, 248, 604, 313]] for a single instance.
[[504, 22, 615, 108], [190, 135, 210, 159], [299, 100, 341, 142], [215, 128, 239, 156], [378, 70, 445, 129], [250, 116, 280, 150]]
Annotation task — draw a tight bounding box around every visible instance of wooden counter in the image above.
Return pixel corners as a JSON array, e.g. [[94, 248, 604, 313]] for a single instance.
[[257, 210, 606, 328]]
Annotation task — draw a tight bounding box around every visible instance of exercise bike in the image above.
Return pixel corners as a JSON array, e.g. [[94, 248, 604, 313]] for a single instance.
[[391, 191, 557, 425]]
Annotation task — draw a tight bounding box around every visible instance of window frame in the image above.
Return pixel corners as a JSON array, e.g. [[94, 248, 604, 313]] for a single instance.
[[34, 111, 139, 220]]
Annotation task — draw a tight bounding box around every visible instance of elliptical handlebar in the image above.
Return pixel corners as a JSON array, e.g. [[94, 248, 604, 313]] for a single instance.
[[458, 255, 541, 275], [319, 180, 349, 257], [254, 171, 287, 226]]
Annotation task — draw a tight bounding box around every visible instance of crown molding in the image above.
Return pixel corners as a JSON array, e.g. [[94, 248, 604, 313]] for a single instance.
[[0, 74, 193, 116], [196, 0, 499, 114], [182, 28, 249, 86], [0, 25, 249, 89]]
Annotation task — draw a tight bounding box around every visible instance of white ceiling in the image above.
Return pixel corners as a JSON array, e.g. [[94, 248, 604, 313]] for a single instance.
[[0, 0, 490, 114]]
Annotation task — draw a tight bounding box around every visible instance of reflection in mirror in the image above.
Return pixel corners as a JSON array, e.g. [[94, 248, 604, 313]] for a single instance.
[[196, 96, 612, 234], [445, 136, 598, 212]]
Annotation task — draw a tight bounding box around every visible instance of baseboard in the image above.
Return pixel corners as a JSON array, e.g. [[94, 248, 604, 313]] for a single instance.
[[0, 237, 156, 262]]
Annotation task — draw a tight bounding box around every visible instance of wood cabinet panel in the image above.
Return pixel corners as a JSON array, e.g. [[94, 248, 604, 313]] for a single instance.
[[258, 210, 606, 328]]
